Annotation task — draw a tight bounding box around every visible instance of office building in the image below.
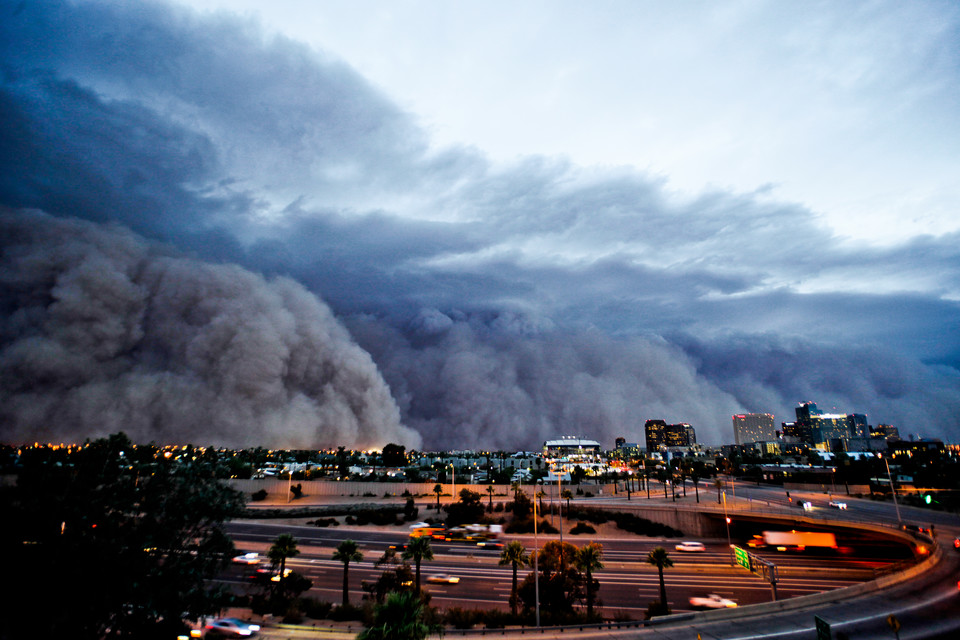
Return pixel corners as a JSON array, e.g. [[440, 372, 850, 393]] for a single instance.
[[733, 413, 776, 445]]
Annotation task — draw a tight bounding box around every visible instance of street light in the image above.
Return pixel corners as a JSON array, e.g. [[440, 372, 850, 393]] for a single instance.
[[722, 490, 733, 566], [883, 456, 902, 526], [534, 479, 541, 627], [450, 463, 456, 504]]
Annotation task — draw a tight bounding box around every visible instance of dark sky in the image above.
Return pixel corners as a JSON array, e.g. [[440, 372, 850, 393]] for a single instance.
[[1, 0, 958, 449]]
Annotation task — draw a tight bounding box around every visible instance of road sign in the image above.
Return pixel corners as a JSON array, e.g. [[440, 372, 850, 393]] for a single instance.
[[815, 615, 831, 640], [887, 614, 901, 633], [733, 545, 751, 570]]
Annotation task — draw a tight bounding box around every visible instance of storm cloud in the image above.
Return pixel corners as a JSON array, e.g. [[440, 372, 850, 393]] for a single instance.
[[0, 208, 419, 449], [1, 0, 958, 447]]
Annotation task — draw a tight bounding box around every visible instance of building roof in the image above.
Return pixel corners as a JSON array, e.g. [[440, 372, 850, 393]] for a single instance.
[[543, 438, 601, 448]]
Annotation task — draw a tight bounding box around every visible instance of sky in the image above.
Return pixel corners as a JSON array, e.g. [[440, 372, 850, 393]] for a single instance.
[[1, 0, 959, 450]]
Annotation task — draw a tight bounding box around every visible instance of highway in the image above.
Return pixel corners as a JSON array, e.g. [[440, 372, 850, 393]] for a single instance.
[[220, 518, 913, 617]]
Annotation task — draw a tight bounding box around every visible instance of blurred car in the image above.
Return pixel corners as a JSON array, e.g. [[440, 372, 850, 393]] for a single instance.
[[675, 541, 706, 552], [232, 552, 261, 565], [800, 501, 814, 510], [476, 541, 504, 549], [688, 594, 737, 609], [427, 573, 460, 584], [204, 617, 261, 637], [251, 567, 292, 582], [828, 501, 847, 510]]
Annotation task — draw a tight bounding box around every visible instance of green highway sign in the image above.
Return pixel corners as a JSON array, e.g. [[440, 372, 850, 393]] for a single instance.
[[733, 545, 751, 570]]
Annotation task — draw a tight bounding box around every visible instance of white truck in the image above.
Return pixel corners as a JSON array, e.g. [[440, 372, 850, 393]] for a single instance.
[[748, 530, 837, 551]]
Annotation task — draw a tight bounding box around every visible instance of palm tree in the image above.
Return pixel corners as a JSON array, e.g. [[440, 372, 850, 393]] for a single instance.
[[402, 535, 434, 594], [267, 533, 300, 585], [646, 546, 673, 612], [357, 590, 438, 640], [498, 540, 529, 616], [714, 478, 723, 504], [576, 543, 604, 619], [433, 483, 443, 511], [486, 485, 496, 511], [561, 488, 573, 512], [332, 539, 364, 606]]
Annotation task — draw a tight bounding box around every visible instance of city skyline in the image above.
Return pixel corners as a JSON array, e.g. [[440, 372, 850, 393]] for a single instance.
[[1, 1, 959, 451]]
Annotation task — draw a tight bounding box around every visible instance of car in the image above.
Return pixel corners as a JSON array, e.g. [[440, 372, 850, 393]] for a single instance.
[[828, 501, 847, 509], [476, 541, 504, 549], [800, 501, 813, 510], [675, 541, 706, 552], [426, 573, 460, 584], [204, 617, 261, 637], [232, 552, 261, 565], [688, 594, 738, 609]]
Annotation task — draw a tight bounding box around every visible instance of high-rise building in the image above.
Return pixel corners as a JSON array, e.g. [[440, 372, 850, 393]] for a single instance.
[[645, 420, 693, 450], [732, 413, 775, 445], [615, 436, 626, 450], [644, 420, 667, 451]]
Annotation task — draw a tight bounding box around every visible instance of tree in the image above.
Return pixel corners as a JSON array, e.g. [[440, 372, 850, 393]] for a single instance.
[[433, 483, 443, 511], [268, 533, 300, 585], [646, 546, 673, 613], [0, 432, 246, 639], [402, 535, 434, 594], [576, 543, 604, 619], [561, 489, 573, 511], [363, 549, 414, 604], [486, 485, 496, 511], [332, 539, 364, 606], [498, 540, 529, 615], [445, 488, 485, 525], [357, 590, 440, 640], [381, 443, 407, 468], [518, 540, 583, 619]]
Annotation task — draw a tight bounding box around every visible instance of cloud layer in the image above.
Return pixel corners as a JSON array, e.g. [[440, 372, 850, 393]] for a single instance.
[[0, 209, 419, 449], [0, 0, 958, 447]]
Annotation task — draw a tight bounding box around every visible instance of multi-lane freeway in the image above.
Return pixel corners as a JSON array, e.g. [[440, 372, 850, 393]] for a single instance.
[[220, 518, 914, 617]]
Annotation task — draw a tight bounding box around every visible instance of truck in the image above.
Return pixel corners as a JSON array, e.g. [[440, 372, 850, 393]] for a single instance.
[[748, 530, 838, 552]]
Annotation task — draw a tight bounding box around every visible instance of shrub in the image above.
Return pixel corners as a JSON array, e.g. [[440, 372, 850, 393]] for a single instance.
[[329, 603, 365, 622], [569, 521, 596, 535], [444, 607, 481, 629], [643, 601, 671, 619], [300, 598, 333, 620], [251, 489, 268, 501]]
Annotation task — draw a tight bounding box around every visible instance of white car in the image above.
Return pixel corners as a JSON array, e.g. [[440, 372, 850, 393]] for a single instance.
[[204, 617, 261, 637], [427, 573, 460, 584], [232, 552, 260, 565], [675, 541, 706, 552], [688, 594, 737, 609], [800, 501, 814, 510], [829, 501, 847, 509]]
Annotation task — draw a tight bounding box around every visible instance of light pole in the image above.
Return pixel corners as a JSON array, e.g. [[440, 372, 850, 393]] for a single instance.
[[450, 462, 456, 504], [557, 471, 563, 549], [884, 456, 902, 526], [722, 490, 733, 566], [534, 479, 541, 627]]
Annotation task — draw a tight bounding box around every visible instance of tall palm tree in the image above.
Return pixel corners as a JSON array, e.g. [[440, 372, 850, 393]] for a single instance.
[[433, 483, 443, 511], [576, 543, 604, 619], [332, 539, 364, 606], [498, 540, 529, 616], [267, 533, 300, 585], [561, 488, 573, 512], [402, 535, 434, 594], [646, 546, 673, 612], [357, 590, 438, 640], [486, 485, 496, 511]]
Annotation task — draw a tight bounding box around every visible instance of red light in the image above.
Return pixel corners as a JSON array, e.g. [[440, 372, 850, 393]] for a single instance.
[[726, 517, 731, 524]]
